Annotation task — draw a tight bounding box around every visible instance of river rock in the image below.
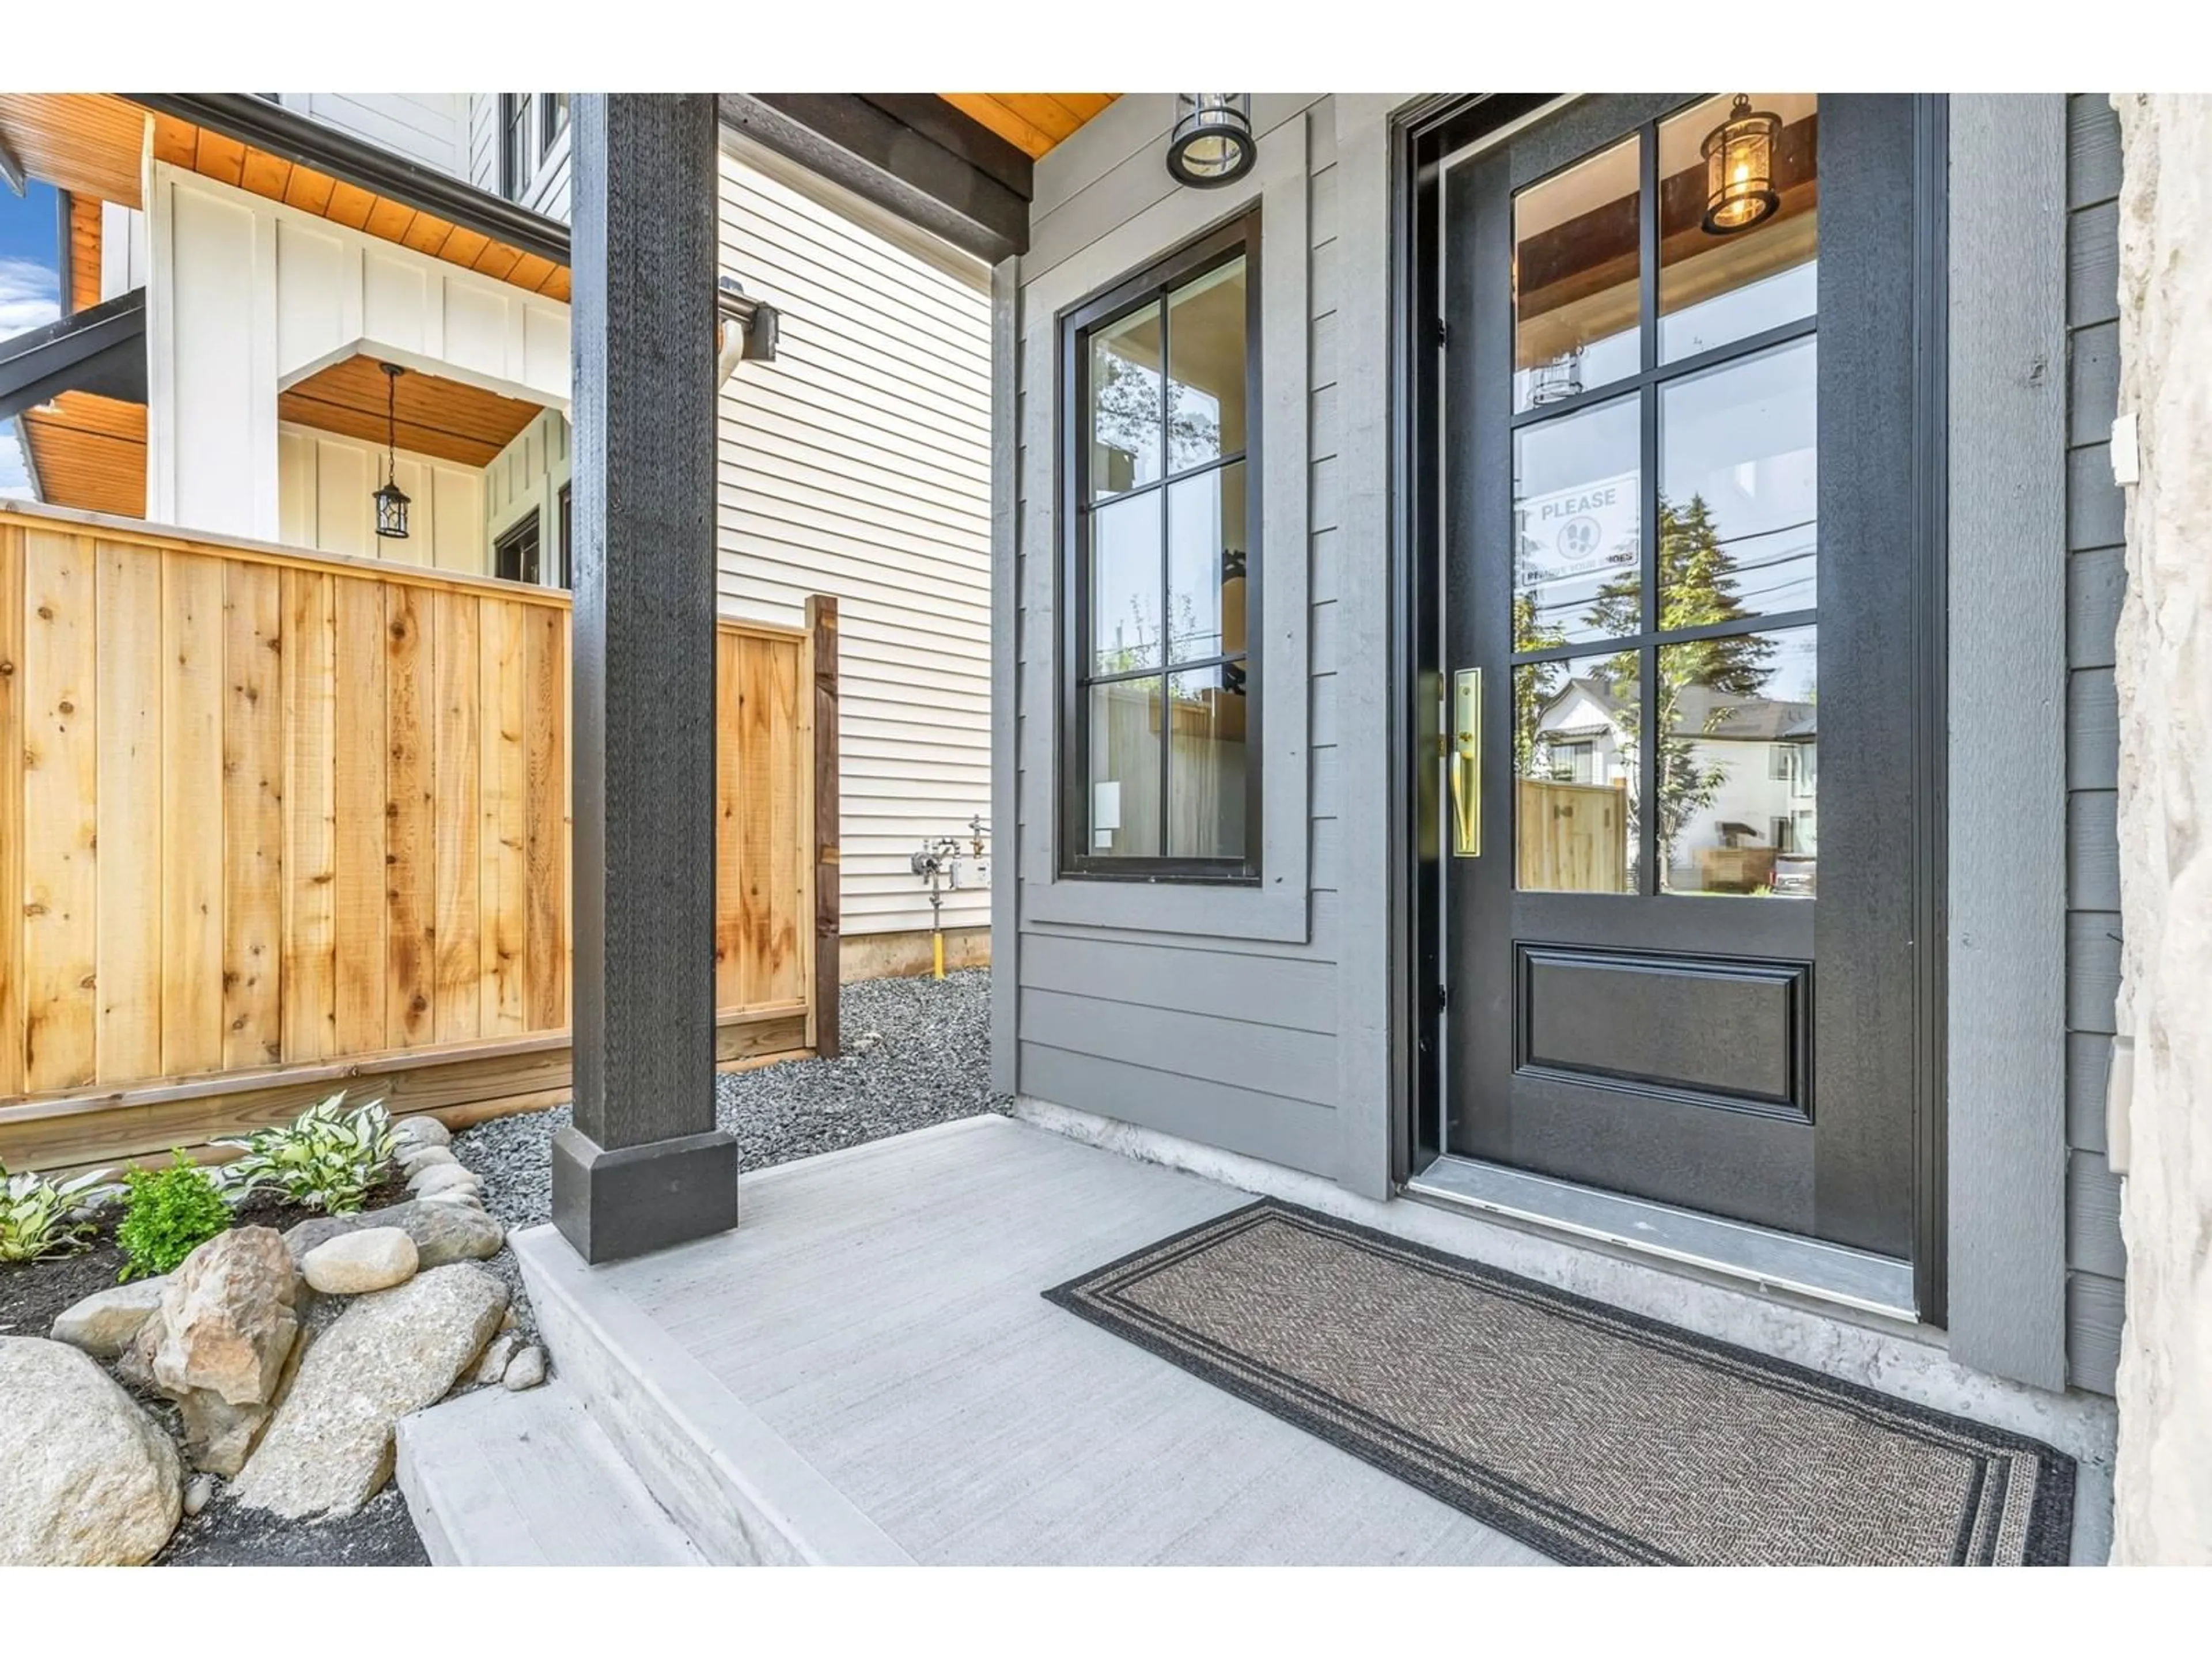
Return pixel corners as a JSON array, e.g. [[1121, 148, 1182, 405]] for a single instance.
[[183, 1473, 216, 1517], [0, 1338, 181, 1566], [145, 1228, 300, 1407], [502, 1346, 546, 1391], [396, 1144, 457, 1176], [179, 1390, 270, 1477], [301, 1228, 419, 1296], [284, 1200, 504, 1270], [230, 1263, 508, 1519], [50, 1278, 167, 1360], [408, 1162, 482, 1199], [392, 1115, 452, 1150], [472, 1331, 520, 1387]]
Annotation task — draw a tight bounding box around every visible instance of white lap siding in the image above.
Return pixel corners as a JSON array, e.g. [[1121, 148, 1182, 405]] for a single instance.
[[715, 149, 994, 941]]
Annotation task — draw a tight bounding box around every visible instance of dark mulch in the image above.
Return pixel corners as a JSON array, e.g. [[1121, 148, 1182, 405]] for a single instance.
[[0, 1176, 409, 1343], [156, 1487, 429, 1567]]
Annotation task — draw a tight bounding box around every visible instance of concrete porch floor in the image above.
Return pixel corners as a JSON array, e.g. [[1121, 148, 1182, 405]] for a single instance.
[[510, 1113, 1548, 1565], [468, 1111, 2112, 1567]]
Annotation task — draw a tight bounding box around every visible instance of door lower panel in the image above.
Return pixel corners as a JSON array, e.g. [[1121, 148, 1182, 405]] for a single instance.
[[1517, 945, 1811, 1118]]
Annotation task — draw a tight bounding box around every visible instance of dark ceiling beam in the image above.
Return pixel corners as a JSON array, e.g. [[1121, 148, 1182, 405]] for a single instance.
[[0, 286, 145, 423], [126, 92, 572, 267], [719, 94, 1031, 264]]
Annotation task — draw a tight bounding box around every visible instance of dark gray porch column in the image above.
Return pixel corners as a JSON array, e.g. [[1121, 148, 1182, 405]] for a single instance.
[[552, 93, 736, 1263]]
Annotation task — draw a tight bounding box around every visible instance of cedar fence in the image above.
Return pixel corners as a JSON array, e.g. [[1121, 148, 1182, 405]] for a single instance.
[[0, 501, 836, 1172]]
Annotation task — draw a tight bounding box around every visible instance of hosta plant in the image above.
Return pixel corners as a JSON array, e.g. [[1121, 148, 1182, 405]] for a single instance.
[[115, 1154, 233, 1281], [1, 1163, 120, 1264], [215, 1092, 399, 1215]]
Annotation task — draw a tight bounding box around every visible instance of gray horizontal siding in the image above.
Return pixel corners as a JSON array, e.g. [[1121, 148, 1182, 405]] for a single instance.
[[1010, 98, 1344, 1181], [2063, 92, 2126, 1394]]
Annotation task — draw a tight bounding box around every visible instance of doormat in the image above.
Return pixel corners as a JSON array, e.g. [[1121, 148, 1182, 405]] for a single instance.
[[1045, 1201, 2074, 1565]]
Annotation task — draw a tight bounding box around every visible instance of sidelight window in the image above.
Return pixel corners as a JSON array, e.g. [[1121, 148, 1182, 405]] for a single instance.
[[1062, 211, 1260, 880], [1510, 94, 1821, 901]]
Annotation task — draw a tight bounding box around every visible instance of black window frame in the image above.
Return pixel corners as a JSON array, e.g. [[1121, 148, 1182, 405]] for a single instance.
[[539, 94, 570, 161], [1057, 207, 1263, 884], [493, 508, 542, 587], [499, 94, 532, 202], [557, 482, 572, 589]]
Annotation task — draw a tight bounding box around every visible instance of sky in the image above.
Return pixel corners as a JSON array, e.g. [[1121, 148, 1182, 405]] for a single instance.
[[1, 179, 62, 500]]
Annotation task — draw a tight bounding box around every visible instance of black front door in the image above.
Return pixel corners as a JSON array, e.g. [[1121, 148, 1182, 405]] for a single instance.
[[1435, 94, 1936, 1262]]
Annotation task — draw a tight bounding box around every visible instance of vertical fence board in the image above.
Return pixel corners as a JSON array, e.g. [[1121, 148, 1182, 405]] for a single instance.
[[768, 635, 802, 1003], [161, 548, 225, 1078], [0, 526, 22, 1097], [479, 597, 528, 1036], [222, 560, 285, 1070], [714, 629, 744, 1012], [21, 532, 99, 1091], [433, 591, 482, 1044], [806, 598, 839, 1059], [385, 583, 435, 1048], [521, 604, 563, 1032], [281, 569, 337, 1062], [94, 541, 164, 1082], [332, 576, 388, 1054]]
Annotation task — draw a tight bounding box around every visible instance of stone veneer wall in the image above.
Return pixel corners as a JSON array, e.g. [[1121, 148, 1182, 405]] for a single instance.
[[2109, 92, 2212, 1566]]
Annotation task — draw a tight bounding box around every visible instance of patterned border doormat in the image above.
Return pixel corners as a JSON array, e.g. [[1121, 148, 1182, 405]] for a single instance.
[[1046, 1200, 2074, 1565]]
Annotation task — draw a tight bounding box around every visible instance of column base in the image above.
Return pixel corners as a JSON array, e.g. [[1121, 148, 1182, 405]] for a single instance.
[[550, 1124, 740, 1264]]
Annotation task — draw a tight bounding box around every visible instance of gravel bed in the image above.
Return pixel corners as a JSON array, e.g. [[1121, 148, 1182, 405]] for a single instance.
[[454, 967, 1000, 1333]]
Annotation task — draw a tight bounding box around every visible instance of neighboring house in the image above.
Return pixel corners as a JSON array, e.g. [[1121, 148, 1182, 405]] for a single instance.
[[0, 90, 991, 978]]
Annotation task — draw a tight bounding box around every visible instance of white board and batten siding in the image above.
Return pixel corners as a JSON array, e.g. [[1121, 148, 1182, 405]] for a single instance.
[[277, 423, 486, 572], [457, 108, 994, 944]]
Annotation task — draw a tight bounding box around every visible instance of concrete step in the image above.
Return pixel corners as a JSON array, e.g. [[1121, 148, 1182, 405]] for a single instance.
[[395, 1379, 704, 1566], [511, 1221, 912, 1566]]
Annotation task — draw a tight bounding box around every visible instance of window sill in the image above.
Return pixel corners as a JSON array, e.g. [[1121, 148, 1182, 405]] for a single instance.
[[1022, 875, 1310, 944]]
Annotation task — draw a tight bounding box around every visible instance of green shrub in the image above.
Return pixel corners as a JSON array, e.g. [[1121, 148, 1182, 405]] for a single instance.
[[215, 1092, 397, 1215], [115, 1154, 233, 1281], [1, 1163, 120, 1265]]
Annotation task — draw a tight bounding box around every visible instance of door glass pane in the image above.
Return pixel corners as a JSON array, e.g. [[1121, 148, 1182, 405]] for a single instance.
[[1089, 677, 1162, 857], [1658, 336, 1818, 622], [1514, 394, 1641, 645], [1166, 460, 1246, 664], [1658, 624, 1817, 897], [1090, 301, 1164, 498], [1166, 664, 1248, 859], [1089, 494, 1163, 676], [1658, 94, 1818, 362], [1516, 654, 1638, 893], [1514, 137, 1641, 412], [1166, 256, 1247, 472]]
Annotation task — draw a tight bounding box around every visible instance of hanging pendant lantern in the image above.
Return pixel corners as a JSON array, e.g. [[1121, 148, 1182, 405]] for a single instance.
[[1700, 94, 1782, 235], [372, 361, 411, 539], [1166, 95, 1257, 188]]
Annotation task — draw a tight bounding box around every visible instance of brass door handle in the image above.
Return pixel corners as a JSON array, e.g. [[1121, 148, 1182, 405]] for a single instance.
[[1450, 668, 1480, 857]]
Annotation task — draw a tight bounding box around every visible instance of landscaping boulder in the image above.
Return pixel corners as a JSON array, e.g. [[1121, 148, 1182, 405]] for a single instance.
[[396, 1144, 457, 1176], [50, 1277, 167, 1361], [392, 1115, 452, 1150], [230, 1263, 507, 1519], [0, 1337, 181, 1566], [284, 1200, 504, 1269], [408, 1161, 482, 1199], [179, 1391, 269, 1478], [143, 1226, 300, 1407], [302, 1227, 419, 1296]]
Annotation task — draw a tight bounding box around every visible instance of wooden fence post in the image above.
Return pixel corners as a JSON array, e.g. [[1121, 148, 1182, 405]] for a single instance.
[[807, 594, 840, 1059]]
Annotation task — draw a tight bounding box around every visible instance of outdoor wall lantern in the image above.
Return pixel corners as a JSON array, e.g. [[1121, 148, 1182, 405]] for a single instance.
[[1166, 96, 1257, 188], [372, 361, 411, 540], [1700, 94, 1782, 234]]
